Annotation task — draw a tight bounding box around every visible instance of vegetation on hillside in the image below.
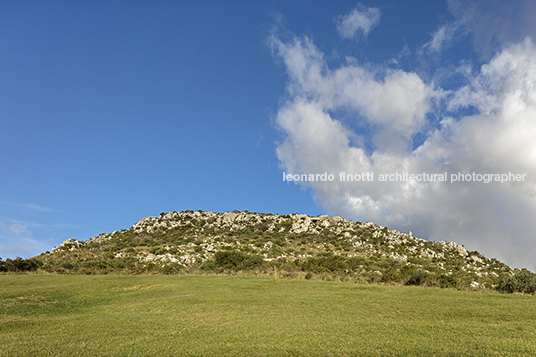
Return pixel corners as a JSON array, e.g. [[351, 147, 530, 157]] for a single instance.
[[6, 210, 535, 293]]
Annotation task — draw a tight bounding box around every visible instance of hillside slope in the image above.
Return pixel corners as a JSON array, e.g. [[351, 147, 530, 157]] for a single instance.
[[36, 210, 519, 290]]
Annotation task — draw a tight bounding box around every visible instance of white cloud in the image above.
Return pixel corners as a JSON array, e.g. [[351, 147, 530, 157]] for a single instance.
[[447, 0, 536, 59], [0, 236, 50, 259], [14, 203, 56, 212], [9, 223, 31, 236], [421, 24, 459, 53], [335, 5, 380, 41], [272, 31, 536, 270], [0, 219, 33, 237], [0, 220, 42, 258]]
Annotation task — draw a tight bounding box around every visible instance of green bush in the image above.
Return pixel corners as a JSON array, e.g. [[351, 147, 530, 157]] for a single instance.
[[162, 264, 177, 275], [60, 262, 74, 270], [199, 260, 216, 270], [438, 274, 459, 288], [214, 251, 264, 270], [299, 254, 362, 273], [498, 269, 536, 294], [0, 257, 41, 272], [149, 247, 167, 255], [406, 269, 429, 286]]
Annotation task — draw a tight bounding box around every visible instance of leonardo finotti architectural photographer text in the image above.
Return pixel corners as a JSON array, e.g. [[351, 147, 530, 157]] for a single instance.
[[282, 172, 527, 184]]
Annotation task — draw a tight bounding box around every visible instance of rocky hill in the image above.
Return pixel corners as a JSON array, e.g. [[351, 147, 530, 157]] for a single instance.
[[33, 210, 526, 291]]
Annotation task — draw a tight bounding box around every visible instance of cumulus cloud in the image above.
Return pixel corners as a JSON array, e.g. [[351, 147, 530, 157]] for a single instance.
[[447, 0, 536, 59], [335, 5, 380, 41], [271, 31, 536, 270]]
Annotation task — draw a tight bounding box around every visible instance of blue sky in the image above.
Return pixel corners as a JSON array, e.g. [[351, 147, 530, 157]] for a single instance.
[[2, 1, 536, 271]]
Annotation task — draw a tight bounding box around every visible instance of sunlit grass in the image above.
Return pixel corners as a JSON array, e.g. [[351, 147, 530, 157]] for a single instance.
[[1, 274, 535, 356]]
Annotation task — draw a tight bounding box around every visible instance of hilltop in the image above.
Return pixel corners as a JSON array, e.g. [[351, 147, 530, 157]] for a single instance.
[[27, 209, 530, 291]]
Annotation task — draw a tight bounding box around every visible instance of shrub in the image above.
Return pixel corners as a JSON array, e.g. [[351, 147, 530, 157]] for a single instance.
[[497, 269, 536, 294], [199, 260, 216, 270], [214, 251, 264, 270], [273, 238, 285, 247], [149, 247, 167, 255], [60, 262, 74, 270], [438, 274, 459, 288], [162, 264, 177, 275], [406, 269, 429, 286], [1, 257, 41, 272], [515, 270, 536, 294], [300, 254, 348, 273]]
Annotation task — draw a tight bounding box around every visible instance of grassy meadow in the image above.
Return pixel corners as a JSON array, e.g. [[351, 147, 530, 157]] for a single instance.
[[1, 274, 535, 356]]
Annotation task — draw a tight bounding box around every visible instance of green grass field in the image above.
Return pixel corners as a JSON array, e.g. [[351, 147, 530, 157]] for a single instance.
[[1, 274, 535, 356]]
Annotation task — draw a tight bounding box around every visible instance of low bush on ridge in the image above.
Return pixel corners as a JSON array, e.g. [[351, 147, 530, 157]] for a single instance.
[[0, 257, 42, 272], [497, 269, 536, 294]]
